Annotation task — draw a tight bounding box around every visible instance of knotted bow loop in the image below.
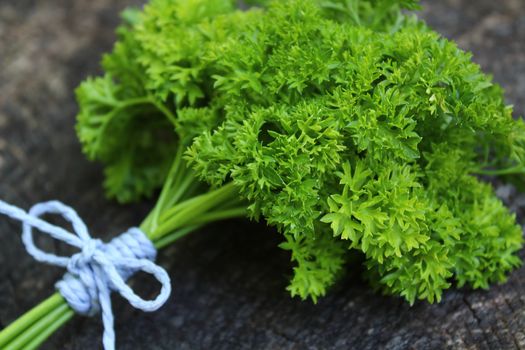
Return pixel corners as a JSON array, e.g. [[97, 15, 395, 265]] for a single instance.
[[93, 251, 172, 312], [0, 199, 172, 350], [0, 200, 86, 267]]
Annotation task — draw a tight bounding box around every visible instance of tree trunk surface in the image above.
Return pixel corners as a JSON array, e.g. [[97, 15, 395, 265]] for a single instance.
[[0, 0, 524, 349]]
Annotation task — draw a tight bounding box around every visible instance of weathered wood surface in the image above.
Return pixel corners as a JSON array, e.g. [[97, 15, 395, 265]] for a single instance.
[[0, 1, 524, 349]]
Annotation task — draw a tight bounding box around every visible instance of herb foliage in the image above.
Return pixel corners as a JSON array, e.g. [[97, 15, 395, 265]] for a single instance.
[[76, 0, 525, 304]]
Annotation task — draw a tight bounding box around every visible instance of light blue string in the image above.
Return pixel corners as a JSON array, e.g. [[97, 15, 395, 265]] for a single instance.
[[0, 199, 172, 350]]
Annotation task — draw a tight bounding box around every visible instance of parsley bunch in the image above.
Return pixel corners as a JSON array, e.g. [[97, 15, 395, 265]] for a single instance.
[[79, 0, 524, 304], [2, 0, 525, 348]]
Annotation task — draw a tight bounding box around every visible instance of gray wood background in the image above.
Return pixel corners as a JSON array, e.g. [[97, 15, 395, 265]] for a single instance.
[[0, 0, 524, 349]]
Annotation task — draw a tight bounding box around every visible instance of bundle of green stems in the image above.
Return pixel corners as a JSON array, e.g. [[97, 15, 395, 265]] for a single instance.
[[0, 147, 246, 350]]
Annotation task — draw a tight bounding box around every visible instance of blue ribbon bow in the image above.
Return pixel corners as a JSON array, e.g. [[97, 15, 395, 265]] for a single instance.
[[0, 200, 171, 350]]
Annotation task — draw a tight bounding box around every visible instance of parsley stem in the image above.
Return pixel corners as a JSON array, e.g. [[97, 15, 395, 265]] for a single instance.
[[157, 182, 238, 224], [152, 206, 247, 249], [150, 183, 240, 240], [147, 146, 186, 231], [0, 293, 64, 348], [4, 303, 73, 350], [473, 165, 525, 176], [118, 96, 177, 126], [153, 225, 199, 250], [93, 95, 177, 156], [22, 310, 73, 350], [183, 207, 247, 227], [148, 98, 177, 127]]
